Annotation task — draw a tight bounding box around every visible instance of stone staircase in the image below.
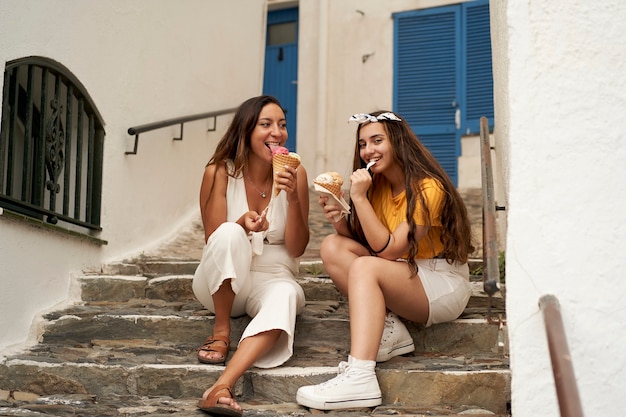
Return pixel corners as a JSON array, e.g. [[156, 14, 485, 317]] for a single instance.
[[0, 189, 510, 417]]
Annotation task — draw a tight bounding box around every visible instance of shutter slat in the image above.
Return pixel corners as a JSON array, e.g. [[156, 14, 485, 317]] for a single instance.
[[464, 1, 494, 127]]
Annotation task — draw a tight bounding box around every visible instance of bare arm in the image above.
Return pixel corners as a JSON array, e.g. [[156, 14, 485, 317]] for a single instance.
[[199, 163, 228, 242], [281, 165, 310, 258], [349, 168, 428, 259]]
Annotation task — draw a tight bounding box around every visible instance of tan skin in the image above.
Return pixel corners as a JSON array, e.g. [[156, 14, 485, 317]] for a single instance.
[[318, 122, 429, 361], [198, 103, 309, 411]]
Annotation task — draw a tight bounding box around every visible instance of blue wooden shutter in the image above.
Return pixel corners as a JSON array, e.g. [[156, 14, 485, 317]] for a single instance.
[[462, 0, 494, 133], [393, 6, 461, 184]]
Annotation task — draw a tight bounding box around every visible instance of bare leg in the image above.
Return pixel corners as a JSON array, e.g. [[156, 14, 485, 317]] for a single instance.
[[296, 256, 433, 411], [345, 256, 430, 360], [320, 234, 370, 295], [198, 279, 235, 363], [346, 257, 386, 360], [201, 329, 283, 410]]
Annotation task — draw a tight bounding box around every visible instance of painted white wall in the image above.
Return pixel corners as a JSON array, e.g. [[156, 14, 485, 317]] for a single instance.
[[458, 135, 484, 190], [0, 0, 266, 351], [491, 1, 626, 416]]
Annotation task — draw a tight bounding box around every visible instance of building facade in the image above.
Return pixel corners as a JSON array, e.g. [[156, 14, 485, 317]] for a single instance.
[[2, 0, 624, 416]]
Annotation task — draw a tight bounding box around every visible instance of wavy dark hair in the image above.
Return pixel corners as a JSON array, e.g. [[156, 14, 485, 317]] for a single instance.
[[207, 95, 284, 177], [347, 110, 474, 275]]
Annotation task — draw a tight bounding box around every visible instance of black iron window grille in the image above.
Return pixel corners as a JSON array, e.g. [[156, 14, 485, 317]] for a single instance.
[[0, 56, 105, 233]]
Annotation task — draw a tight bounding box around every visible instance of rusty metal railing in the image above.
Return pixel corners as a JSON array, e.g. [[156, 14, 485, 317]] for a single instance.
[[478, 116, 507, 352], [126, 107, 238, 155], [479, 116, 500, 297], [539, 294, 585, 417]]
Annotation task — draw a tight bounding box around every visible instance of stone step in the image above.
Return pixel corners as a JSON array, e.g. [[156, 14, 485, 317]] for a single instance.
[[0, 390, 509, 417], [78, 267, 503, 308], [38, 284, 506, 357], [0, 351, 509, 414]]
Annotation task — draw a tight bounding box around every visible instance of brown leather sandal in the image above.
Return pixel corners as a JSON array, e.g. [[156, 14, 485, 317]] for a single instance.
[[197, 335, 230, 364], [197, 384, 242, 417]]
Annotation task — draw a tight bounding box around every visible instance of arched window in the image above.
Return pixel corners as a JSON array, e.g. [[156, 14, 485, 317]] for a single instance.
[[0, 56, 105, 234]]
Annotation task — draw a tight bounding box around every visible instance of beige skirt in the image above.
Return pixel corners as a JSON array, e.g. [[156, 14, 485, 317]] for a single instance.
[[192, 222, 305, 368]]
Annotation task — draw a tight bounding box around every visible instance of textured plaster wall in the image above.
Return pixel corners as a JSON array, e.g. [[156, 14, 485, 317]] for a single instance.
[[0, 0, 266, 351], [491, 1, 626, 416]]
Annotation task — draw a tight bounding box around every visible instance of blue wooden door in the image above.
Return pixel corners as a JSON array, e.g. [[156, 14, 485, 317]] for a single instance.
[[263, 8, 299, 151], [393, 0, 493, 185]]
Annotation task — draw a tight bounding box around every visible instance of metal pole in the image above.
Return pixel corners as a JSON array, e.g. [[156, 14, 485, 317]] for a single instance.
[[479, 116, 500, 295], [539, 294, 585, 417]]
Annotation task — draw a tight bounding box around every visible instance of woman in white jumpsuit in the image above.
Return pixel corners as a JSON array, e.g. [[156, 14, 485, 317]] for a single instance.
[[193, 96, 309, 417]]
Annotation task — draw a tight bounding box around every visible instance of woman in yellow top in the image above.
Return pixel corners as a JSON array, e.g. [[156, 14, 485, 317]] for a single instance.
[[297, 111, 474, 411]]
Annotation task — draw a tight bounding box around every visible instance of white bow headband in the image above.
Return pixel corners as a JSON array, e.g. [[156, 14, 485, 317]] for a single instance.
[[348, 112, 402, 124]]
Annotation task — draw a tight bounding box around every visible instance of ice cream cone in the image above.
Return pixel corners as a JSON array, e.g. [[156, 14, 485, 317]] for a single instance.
[[313, 180, 342, 198], [313, 171, 350, 222], [273, 153, 301, 196]]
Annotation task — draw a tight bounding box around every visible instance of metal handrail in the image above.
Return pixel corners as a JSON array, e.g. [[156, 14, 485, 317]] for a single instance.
[[539, 294, 585, 417], [126, 107, 238, 155], [479, 116, 501, 296]]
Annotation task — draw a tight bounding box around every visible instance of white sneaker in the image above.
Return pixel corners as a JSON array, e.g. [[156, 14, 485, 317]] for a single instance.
[[296, 357, 382, 410], [376, 312, 415, 362]]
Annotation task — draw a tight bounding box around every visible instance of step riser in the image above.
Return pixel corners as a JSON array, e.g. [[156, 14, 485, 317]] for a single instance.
[[98, 259, 486, 280], [0, 362, 509, 414], [97, 261, 332, 279], [78, 275, 345, 303], [78, 275, 504, 309], [40, 314, 505, 356]]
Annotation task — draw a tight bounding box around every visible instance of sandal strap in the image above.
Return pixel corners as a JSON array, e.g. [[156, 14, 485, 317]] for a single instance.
[[209, 384, 233, 400], [198, 335, 230, 351], [198, 383, 236, 409]]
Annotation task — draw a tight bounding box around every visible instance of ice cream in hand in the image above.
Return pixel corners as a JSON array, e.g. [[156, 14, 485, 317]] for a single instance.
[[271, 146, 301, 196], [313, 171, 350, 222], [313, 172, 344, 198]]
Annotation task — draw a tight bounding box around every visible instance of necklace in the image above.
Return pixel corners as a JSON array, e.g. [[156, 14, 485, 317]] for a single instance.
[[246, 175, 269, 198]]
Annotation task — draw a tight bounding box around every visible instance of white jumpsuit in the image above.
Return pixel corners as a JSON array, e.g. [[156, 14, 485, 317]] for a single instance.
[[192, 163, 305, 368]]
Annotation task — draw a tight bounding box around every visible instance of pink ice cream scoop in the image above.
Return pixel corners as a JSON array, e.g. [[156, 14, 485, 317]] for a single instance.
[[270, 145, 289, 156]]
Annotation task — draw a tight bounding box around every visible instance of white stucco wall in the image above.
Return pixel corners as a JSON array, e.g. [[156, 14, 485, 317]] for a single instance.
[[0, 0, 267, 351], [491, 1, 626, 416]]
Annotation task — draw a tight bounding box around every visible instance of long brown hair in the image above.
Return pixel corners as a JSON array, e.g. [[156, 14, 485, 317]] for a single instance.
[[348, 110, 474, 274], [208, 95, 284, 177]]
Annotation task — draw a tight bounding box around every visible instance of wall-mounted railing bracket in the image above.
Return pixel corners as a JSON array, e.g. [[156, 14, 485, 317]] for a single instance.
[[126, 135, 139, 155], [173, 123, 184, 141]]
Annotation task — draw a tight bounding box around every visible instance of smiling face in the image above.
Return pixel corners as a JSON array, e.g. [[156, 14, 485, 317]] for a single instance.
[[357, 122, 394, 174], [250, 103, 287, 163]]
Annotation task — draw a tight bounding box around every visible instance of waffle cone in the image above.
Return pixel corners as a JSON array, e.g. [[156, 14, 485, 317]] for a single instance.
[[313, 180, 342, 198], [273, 154, 301, 196]]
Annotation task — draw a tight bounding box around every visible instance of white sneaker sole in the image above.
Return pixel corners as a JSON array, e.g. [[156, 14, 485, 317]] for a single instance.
[[296, 391, 382, 410], [376, 339, 415, 362]]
